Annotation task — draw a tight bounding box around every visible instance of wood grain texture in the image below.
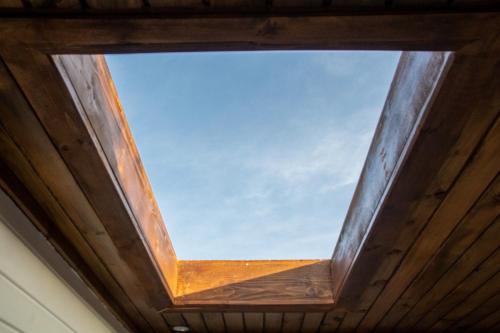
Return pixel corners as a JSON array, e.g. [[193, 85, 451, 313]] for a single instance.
[[0, 7, 499, 333], [359, 94, 500, 330], [0, 12, 497, 54], [375, 172, 500, 330], [175, 260, 333, 306], [53, 54, 178, 299], [0, 59, 147, 332], [331, 51, 453, 303], [331, 41, 500, 331], [0, 48, 172, 331]]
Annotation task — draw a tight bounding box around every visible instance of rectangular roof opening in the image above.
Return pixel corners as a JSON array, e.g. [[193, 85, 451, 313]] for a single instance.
[[106, 51, 400, 260]]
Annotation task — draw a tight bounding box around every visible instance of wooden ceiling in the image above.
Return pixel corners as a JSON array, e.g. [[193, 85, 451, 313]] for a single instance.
[[0, 2, 499, 333], [0, 0, 497, 13]]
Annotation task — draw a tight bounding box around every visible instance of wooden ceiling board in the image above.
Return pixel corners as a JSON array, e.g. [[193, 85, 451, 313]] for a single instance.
[[0, 6, 499, 333]]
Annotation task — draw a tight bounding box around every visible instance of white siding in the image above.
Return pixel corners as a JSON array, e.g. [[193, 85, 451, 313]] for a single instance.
[[0, 219, 118, 333]]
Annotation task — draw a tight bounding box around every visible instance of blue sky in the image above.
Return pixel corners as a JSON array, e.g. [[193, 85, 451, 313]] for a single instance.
[[106, 51, 400, 259]]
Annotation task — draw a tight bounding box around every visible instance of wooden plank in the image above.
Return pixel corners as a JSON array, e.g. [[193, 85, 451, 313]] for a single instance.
[[332, 51, 452, 303], [182, 313, 208, 333], [442, 289, 500, 331], [0, 48, 171, 330], [53, 54, 178, 299], [472, 307, 500, 331], [319, 310, 345, 332], [175, 260, 333, 306], [264, 313, 283, 333], [163, 312, 187, 327], [202, 312, 225, 333], [282, 313, 304, 333], [376, 173, 500, 330], [223, 312, 244, 332], [0, 12, 497, 53], [244, 312, 264, 332], [300, 312, 324, 333], [360, 112, 500, 329], [334, 45, 500, 330], [399, 246, 500, 330], [0, 58, 151, 332]]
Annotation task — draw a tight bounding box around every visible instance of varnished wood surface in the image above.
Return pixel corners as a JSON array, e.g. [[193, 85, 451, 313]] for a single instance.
[[0, 5, 499, 333], [0, 12, 498, 54], [175, 260, 333, 306], [53, 54, 178, 299]]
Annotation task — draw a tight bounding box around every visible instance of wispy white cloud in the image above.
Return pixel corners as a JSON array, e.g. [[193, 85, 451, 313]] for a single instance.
[[106, 51, 400, 259]]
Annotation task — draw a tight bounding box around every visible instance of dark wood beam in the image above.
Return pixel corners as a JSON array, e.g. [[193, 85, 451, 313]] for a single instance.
[[332, 38, 500, 332], [0, 12, 498, 53], [331, 50, 454, 303], [0, 48, 173, 331]]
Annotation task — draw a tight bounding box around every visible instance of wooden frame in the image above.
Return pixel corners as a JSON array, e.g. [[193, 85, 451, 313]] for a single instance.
[[0, 9, 498, 332]]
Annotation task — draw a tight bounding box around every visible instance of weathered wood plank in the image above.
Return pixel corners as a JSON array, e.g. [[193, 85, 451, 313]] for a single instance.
[[334, 44, 500, 330], [0, 58, 149, 332], [375, 173, 500, 330], [332, 51, 452, 303], [399, 246, 500, 330], [53, 54, 178, 299], [359, 104, 500, 329], [0, 13, 497, 53], [175, 260, 333, 306], [0, 47, 171, 331]]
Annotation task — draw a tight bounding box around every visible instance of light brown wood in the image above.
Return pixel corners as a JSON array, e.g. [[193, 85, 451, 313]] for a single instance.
[[0, 48, 173, 330], [0, 6, 499, 333], [53, 54, 178, 299], [175, 260, 333, 306], [0, 58, 150, 332]]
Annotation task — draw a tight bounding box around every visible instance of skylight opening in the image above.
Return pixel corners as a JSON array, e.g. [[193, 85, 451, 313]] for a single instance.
[[106, 51, 400, 260]]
